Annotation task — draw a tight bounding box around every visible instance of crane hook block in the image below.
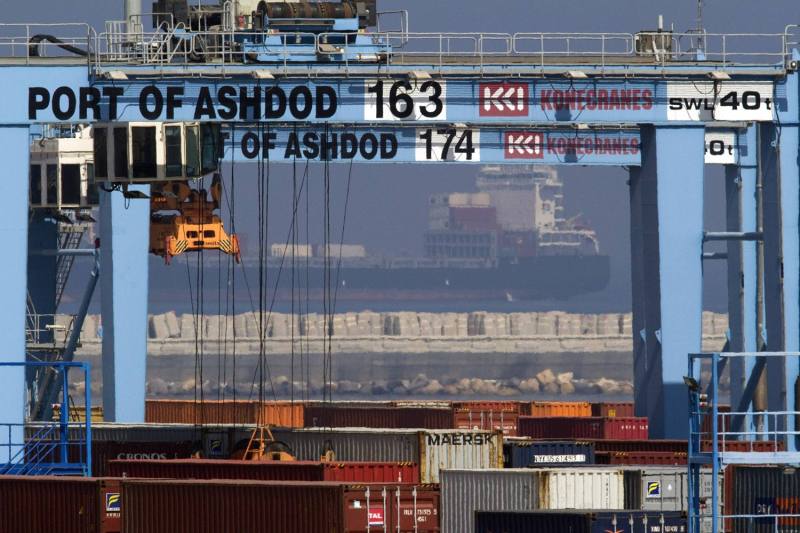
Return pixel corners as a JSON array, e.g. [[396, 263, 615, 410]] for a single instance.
[[149, 180, 241, 264]]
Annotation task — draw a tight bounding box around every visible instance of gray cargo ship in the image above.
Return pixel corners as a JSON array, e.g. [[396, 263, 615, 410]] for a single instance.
[[261, 165, 610, 301]]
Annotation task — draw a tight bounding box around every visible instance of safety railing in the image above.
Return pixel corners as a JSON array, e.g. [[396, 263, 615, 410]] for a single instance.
[[26, 313, 74, 348], [0, 361, 92, 476], [0, 23, 94, 63], [1, 24, 796, 71]]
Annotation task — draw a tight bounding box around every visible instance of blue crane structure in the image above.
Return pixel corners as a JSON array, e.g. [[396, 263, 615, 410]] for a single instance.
[[0, 4, 799, 463]]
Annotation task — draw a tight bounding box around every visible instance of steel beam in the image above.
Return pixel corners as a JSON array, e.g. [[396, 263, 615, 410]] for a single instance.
[[0, 127, 30, 460], [727, 126, 759, 419], [27, 212, 58, 343], [631, 125, 705, 439], [98, 186, 150, 422]]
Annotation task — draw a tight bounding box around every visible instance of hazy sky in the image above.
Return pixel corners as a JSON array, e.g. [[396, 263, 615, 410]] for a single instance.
[[15, 1, 799, 313]]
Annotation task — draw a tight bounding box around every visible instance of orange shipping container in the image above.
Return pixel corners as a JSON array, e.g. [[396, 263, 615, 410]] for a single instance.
[[529, 401, 591, 418], [145, 400, 304, 427]]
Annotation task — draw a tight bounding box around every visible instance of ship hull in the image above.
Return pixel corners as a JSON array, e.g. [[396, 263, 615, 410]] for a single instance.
[[154, 254, 610, 302]]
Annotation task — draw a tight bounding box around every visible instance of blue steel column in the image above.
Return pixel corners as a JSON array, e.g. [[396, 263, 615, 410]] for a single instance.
[[99, 186, 150, 422], [0, 126, 30, 459], [629, 156, 648, 417], [727, 126, 759, 413], [634, 125, 705, 439]]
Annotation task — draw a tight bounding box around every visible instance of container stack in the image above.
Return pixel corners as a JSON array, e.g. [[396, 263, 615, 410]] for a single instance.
[[7, 399, 789, 531]]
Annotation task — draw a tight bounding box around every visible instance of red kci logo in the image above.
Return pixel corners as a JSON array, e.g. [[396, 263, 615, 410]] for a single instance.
[[504, 131, 544, 159], [480, 83, 529, 116]]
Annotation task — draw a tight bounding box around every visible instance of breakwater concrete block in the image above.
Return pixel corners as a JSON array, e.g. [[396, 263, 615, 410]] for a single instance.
[[164, 311, 180, 338], [179, 313, 197, 340], [149, 314, 169, 339]]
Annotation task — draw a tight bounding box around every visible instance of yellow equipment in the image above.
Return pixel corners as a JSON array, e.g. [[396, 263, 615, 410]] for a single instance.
[[150, 176, 241, 264]]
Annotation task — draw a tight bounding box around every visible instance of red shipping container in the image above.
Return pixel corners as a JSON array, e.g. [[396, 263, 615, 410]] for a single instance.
[[518, 416, 648, 440], [107, 459, 419, 483], [452, 401, 521, 413], [0, 476, 121, 533], [591, 402, 635, 418], [592, 439, 687, 453], [453, 409, 519, 436], [121, 479, 440, 533], [595, 451, 688, 466], [305, 406, 452, 429]]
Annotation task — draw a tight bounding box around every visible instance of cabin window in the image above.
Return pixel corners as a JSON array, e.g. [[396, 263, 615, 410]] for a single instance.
[[200, 123, 221, 175], [113, 127, 128, 178], [185, 125, 200, 177], [86, 163, 99, 205], [46, 164, 58, 205], [93, 127, 108, 179], [30, 165, 42, 205], [131, 126, 157, 179], [165, 125, 183, 178], [60, 164, 81, 205]]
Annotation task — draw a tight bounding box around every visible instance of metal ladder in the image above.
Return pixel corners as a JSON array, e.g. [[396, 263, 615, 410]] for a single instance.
[[54, 224, 86, 310]]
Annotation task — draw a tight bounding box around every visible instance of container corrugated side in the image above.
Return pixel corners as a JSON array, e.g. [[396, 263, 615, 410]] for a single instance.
[[724, 465, 800, 533], [474, 510, 687, 533], [121, 479, 345, 533], [419, 430, 503, 483], [304, 406, 452, 429], [270, 428, 420, 463], [529, 401, 592, 417], [518, 417, 648, 440], [631, 467, 719, 533], [536, 468, 626, 510], [0, 476, 107, 533], [121, 479, 438, 533], [504, 440, 595, 468], [107, 458, 420, 483], [592, 439, 687, 453], [440, 469, 538, 533], [591, 402, 635, 418], [453, 408, 518, 436], [145, 399, 304, 427], [596, 451, 687, 465]]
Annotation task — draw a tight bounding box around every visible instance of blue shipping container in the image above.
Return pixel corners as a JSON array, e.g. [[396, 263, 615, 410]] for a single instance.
[[503, 440, 595, 468], [475, 510, 687, 533]]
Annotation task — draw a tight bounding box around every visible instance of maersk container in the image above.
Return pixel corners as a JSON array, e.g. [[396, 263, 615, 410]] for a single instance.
[[107, 458, 419, 483], [271, 428, 502, 483], [121, 479, 440, 533], [503, 439, 595, 468], [440, 468, 626, 533], [418, 430, 503, 483], [724, 465, 800, 533], [474, 510, 687, 533]]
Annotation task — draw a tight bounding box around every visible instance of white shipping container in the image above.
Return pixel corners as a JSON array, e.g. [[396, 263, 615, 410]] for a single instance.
[[418, 430, 504, 483], [536, 468, 626, 510], [315, 244, 367, 258], [269, 243, 313, 258]]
